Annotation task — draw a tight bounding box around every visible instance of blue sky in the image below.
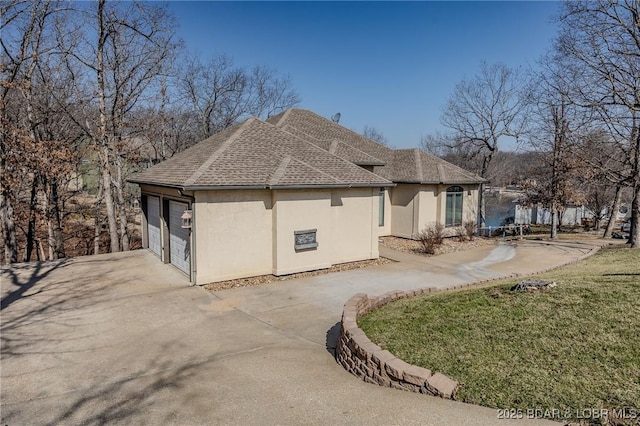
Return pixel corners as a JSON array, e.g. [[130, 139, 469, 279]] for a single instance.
[[168, 1, 561, 150]]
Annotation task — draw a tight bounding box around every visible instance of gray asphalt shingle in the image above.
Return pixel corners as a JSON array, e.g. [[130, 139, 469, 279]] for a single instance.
[[130, 108, 484, 190], [129, 117, 392, 189], [270, 109, 485, 184]]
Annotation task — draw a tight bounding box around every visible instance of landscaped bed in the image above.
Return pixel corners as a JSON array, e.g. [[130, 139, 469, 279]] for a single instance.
[[204, 257, 394, 291], [359, 246, 640, 424], [379, 235, 495, 256]]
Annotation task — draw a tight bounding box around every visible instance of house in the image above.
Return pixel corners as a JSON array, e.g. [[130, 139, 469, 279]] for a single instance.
[[129, 109, 484, 284]]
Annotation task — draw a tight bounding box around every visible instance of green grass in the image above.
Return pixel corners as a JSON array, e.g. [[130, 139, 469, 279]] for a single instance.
[[359, 246, 640, 421]]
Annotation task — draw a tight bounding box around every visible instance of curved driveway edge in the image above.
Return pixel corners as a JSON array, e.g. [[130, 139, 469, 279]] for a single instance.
[[336, 238, 612, 402], [0, 240, 610, 425]]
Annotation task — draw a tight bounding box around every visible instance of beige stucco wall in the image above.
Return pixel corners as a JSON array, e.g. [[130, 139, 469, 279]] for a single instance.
[[330, 188, 379, 264], [388, 183, 481, 239], [417, 185, 439, 229], [390, 184, 420, 239], [187, 187, 381, 283], [272, 190, 332, 276], [194, 189, 273, 284]]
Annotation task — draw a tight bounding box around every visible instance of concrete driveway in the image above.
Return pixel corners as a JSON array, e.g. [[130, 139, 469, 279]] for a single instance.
[[1, 240, 601, 425]]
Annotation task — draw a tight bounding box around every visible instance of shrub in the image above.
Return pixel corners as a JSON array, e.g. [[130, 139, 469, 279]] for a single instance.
[[463, 220, 476, 241], [418, 222, 445, 254]]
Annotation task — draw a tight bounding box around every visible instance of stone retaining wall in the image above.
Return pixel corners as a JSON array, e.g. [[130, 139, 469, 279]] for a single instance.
[[335, 240, 610, 399], [335, 288, 460, 399]]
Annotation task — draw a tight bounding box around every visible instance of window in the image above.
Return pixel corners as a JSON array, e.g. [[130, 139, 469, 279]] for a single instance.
[[445, 186, 463, 227], [378, 188, 385, 226]]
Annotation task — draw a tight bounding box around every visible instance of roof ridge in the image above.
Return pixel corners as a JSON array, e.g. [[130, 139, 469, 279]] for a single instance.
[[414, 148, 424, 182], [271, 108, 292, 127], [184, 118, 255, 186], [437, 163, 446, 183], [329, 139, 339, 154], [291, 108, 394, 151], [268, 155, 292, 186], [287, 157, 343, 184], [436, 153, 483, 180], [280, 125, 386, 164]]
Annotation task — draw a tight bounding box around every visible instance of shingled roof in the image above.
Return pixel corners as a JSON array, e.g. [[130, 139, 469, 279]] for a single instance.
[[130, 108, 484, 190], [269, 109, 485, 185], [129, 117, 392, 190]]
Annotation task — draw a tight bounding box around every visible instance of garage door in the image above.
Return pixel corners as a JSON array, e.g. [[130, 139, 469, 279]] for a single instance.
[[169, 200, 191, 275], [147, 195, 161, 258]]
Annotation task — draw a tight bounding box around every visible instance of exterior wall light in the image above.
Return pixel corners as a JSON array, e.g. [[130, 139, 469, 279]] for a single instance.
[[181, 209, 192, 229]]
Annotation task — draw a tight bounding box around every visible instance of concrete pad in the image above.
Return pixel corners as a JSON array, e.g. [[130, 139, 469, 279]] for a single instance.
[[0, 241, 594, 425]]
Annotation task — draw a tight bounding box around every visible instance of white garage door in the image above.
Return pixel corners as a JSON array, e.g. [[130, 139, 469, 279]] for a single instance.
[[147, 195, 161, 258], [169, 200, 191, 275]]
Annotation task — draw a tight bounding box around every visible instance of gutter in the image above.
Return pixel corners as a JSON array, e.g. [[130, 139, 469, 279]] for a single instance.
[[181, 182, 395, 191], [392, 180, 487, 185]]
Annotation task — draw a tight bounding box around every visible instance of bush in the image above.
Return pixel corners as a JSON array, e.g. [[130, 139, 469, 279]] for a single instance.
[[418, 223, 445, 254], [463, 220, 476, 241]]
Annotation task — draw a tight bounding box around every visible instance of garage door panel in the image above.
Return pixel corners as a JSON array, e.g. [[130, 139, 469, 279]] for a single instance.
[[147, 196, 161, 257], [169, 201, 190, 275]]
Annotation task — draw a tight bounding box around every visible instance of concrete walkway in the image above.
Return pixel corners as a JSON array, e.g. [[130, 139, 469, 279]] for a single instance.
[[0, 239, 606, 425]]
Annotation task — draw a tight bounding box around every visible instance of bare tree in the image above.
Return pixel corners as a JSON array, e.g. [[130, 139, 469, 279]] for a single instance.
[[575, 130, 629, 237], [556, 0, 640, 247], [179, 54, 300, 139], [441, 62, 527, 226], [1, 0, 79, 262], [362, 125, 389, 146], [523, 52, 593, 239], [57, 0, 178, 253], [245, 65, 300, 120]]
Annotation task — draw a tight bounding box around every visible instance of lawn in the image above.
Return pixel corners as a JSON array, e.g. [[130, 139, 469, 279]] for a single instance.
[[359, 246, 640, 422]]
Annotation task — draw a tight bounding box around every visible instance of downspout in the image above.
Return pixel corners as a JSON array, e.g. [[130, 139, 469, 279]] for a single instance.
[[179, 189, 197, 286]]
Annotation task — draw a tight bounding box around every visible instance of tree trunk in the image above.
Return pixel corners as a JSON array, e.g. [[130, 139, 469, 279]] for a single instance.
[[630, 121, 640, 248], [94, 181, 103, 255], [96, 0, 119, 253], [550, 202, 558, 240], [47, 178, 65, 259], [0, 192, 18, 264], [603, 185, 622, 238], [477, 153, 493, 229], [36, 237, 46, 261], [47, 219, 54, 260], [629, 183, 640, 248], [101, 152, 120, 253], [478, 185, 486, 228], [23, 177, 39, 262], [115, 157, 129, 251]]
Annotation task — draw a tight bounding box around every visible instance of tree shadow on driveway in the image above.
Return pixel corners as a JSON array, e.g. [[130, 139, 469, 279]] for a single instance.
[[1, 259, 69, 311]]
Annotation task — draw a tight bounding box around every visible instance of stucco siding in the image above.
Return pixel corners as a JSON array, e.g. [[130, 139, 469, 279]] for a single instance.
[[194, 190, 273, 284], [272, 190, 332, 276], [390, 184, 419, 239], [330, 188, 379, 264], [142, 186, 383, 284], [417, 185, 439, 230]]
